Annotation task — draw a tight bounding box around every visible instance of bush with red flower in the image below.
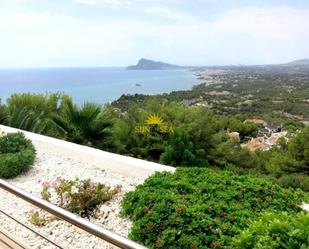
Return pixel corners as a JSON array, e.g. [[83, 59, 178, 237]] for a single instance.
[[41, 177, 121, 218]]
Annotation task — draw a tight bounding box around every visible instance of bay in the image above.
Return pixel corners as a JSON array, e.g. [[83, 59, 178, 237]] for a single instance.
[[0, 67, 197, 105]]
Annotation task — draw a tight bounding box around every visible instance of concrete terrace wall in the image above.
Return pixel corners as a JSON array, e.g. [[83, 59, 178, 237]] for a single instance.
[[0, 125, 175, 179]]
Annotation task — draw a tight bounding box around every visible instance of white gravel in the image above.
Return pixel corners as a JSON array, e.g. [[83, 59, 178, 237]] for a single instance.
[[0, 148, 144, 249]]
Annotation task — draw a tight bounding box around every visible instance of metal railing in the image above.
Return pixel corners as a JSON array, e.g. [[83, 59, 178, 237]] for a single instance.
[[0, 179, 148, 249]]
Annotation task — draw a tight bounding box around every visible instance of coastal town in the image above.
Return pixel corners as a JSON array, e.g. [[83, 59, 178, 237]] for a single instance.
[[227, 118, 288, 151], [178, 61, 309, 127]]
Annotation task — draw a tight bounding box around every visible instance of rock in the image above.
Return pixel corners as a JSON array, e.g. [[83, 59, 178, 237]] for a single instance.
[[127, 58, 183, 70]]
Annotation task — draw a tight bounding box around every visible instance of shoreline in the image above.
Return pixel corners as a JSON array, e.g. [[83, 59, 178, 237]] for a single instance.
[[0, 68, 198, 105]]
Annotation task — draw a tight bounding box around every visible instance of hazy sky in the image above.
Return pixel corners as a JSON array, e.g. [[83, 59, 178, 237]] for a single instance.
[[1, 0, 309, 67]]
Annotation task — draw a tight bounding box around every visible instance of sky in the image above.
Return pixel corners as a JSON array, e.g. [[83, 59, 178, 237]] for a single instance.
[[0, 0, 309, 67]]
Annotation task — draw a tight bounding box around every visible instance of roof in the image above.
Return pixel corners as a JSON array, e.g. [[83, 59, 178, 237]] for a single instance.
[[241, 137, 269, 151], [265, 132, 286, 146], [244, 118, 265, 125], [227, 132, 240, 139]]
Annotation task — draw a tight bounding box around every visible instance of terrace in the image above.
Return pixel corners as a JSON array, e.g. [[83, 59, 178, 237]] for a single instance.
[[0, 124, 308, 249], [0, 125, 174, 249]]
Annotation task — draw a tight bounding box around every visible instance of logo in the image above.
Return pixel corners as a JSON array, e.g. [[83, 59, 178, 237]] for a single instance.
[[145, 114, 164, 125], [135, 114, 173, 134]]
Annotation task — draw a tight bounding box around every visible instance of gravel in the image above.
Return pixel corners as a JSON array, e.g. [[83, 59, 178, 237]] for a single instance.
[[0, 148, 144, 249]]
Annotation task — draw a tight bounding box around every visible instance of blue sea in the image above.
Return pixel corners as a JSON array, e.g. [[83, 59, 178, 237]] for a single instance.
[[0, 67, 197, 105]]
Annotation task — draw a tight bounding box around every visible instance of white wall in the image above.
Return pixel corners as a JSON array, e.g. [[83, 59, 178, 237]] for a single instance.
[[0, 125, 175, 179]]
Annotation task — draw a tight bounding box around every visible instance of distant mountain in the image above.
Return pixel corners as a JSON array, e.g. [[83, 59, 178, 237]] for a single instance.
[[127, 58, 309, 70], [285, 59, 309, 66], [127, 58, 182, 70]]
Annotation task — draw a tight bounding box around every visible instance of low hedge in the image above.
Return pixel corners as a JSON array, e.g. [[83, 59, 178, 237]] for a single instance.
[[233, 211, 309, 249], [0, 132, 36, 178], [121, 168, 309, 249]]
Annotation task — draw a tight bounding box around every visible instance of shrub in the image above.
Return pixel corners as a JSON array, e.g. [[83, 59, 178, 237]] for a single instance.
[[41, 177, 121, 218], [0, 100, 7, 124], [51, 100, 115, 150], [29, 211, 57, 227], [276, 174, 309, 192], [208, 133, 259, 169], [233, 211, 309, 249], [7, 106, 49, 134], [122, 168, 309, 249], [267, 126, 309, 175], [0, 132, 36, 178], [6, 93, 70, 135], [160, 130, 197, 166]]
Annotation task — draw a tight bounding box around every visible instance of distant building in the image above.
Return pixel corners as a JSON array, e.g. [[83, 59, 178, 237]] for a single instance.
[[227, 131, 240, 139], [241, 131, 287, 151], [244, 118, 282, 137], [258, 125, 282, 137], [244, 118, 266, 126], [264, 132, 287, 146], [241, 137, 269, 151]]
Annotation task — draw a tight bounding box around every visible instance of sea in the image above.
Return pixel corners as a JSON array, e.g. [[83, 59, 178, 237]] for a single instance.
[[0, 67, 198, 105]]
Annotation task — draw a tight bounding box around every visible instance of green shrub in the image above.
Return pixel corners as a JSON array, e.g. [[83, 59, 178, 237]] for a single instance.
[[6, 92, 70, 135], [0, 132, 36, 178], [160, 130, 197, 166], [51, 100, 115, 150], [41, 177, 121, 218], [276, 174, 309, 192], [0, 100, 7, 124], [233, 211, 309, 249], [122, 168, 309, 249], [208, 133, 259, 169], [267, 126, 309, 175]]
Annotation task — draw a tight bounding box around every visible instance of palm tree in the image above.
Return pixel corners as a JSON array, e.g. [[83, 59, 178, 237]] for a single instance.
[[4, 92, 70, 135], [51, 100, 114, 150], [6, 106, 49, 134], [0, 102, 7, 124]]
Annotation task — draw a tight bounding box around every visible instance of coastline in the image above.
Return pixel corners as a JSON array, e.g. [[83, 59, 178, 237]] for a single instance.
[[0, 68, 198, 105]]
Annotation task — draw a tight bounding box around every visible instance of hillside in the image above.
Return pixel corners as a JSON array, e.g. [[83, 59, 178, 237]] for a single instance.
[[285, 58, 309, 66], [115, 62, 309, 124]]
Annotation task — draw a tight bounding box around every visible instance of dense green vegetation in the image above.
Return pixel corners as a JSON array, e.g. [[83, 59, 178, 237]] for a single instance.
[[1, 67, 309, 248], [233, 211, 309, 249], [0, 93, 115, 147], [110, 70, 309, 248], [266, 126, 309, 175], [1, 92, 309, 191], [113, 66, 309, 127], [122, 168, 309, 249], [4, 92, 70, 134], [0, 132, 36, 178], [112, 98, 258, 165], [51, 100, 115, 150]]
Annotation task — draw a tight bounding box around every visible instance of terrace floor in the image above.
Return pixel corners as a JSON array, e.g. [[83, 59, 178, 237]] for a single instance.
[[0, 228, 31, 249], [0, 149, 144, 249]]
